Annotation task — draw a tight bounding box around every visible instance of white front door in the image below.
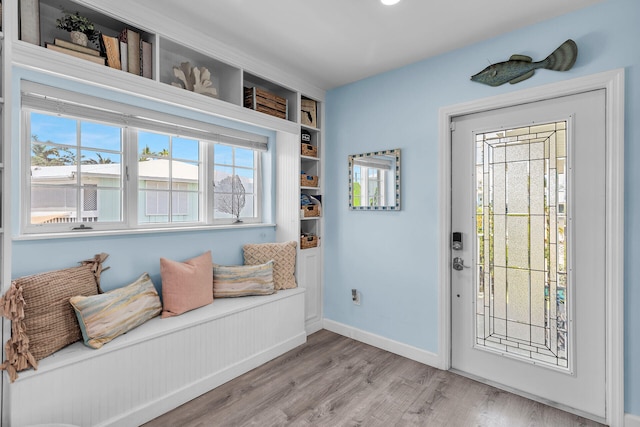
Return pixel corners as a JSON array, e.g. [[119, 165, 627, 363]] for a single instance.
[[450, 90, 606, 420]]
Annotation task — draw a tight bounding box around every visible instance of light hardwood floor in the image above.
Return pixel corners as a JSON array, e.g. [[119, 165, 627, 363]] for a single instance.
[[144, 330, 604, 426]]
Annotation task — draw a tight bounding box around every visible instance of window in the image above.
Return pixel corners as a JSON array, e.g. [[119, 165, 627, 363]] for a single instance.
[[213, 145, 257, 221], [22, 83, 267, 234], [29, 112, 123, 226], [138, 132, 200, 224]]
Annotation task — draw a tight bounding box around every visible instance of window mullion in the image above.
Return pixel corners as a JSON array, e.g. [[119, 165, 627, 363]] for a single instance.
[[76, 119, 83, 223], [204, 141, 213, 224], [124, 127, 138, 229]]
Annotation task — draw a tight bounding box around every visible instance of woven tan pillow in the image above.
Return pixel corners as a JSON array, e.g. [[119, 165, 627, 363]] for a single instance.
[[0, 253, 109, 382], [243, 241, 297, 290]]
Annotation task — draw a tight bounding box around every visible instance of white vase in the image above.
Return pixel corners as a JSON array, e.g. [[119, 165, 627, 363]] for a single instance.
[[69, 31, 88, 47]]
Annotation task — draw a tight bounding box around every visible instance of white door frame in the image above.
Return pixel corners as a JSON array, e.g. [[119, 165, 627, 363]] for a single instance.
[[437, 69, 625, 426]]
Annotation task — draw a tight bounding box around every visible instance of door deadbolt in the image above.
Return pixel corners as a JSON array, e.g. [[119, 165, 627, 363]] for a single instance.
[[452, 232, 463, 250]]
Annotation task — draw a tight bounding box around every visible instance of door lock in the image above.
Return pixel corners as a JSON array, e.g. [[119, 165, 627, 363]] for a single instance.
[[452, 232, 463, 250], [453, 257, 470, 271]]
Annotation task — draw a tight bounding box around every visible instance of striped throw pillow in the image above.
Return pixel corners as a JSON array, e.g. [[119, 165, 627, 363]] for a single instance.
[[70, 273, 162, 349], [213, 261, 276, 298]]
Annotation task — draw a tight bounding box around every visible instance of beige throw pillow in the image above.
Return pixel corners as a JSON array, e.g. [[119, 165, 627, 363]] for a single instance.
[[243, 241, 297, 290]]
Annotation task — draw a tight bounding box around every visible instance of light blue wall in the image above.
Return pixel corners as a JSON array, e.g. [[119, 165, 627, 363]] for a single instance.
[[12, 227, 274, 294], [325, 0, 639, 416], [10, 69, 278, 292]]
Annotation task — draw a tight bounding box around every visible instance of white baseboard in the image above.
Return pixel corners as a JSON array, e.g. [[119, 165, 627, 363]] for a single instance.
[[305, 318, 324, 335], [626, 413, 640, 427], [323, 319, 444, 369]]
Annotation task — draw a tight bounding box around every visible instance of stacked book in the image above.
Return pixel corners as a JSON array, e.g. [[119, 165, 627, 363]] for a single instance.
[[45, 38, 106, 65]]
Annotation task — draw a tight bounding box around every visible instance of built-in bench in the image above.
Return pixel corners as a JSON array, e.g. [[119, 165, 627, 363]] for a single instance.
[[5, 288, 306, 427]]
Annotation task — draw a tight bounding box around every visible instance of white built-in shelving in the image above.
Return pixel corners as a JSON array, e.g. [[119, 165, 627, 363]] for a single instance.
[[8, 0, 325, 336]]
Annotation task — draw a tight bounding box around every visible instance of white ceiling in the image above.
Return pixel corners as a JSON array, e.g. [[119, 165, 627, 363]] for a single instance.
[[138, 0, 604, 90]]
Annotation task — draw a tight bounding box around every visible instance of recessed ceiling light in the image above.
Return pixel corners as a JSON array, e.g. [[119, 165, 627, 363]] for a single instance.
[[381, 0, 401, 5]]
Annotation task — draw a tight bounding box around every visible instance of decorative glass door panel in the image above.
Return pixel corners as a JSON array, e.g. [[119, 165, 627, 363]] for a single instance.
[[475, 121, 569, 369]]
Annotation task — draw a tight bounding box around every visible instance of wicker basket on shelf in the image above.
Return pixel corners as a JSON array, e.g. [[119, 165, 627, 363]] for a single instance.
[[301, 143, 318, 157], [301, 204, 320, 218], [300, 174, 318, 187], [300, 235, 319, 249]]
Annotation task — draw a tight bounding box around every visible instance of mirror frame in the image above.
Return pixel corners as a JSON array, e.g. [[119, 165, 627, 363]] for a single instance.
[[348, 148, 401, 210]]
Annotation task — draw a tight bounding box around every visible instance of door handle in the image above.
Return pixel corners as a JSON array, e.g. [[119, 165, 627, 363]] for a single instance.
[[453, 257, 470, 271]]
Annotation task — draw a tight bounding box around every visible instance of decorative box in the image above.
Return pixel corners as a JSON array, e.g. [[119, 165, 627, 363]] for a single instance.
[[244, 87, 287, 119], [301, 129, 311, 143], [301, 98, 317, 127]]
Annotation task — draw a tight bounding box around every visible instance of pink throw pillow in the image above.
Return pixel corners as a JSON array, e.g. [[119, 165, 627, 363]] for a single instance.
[[160, 251, 213, 318]]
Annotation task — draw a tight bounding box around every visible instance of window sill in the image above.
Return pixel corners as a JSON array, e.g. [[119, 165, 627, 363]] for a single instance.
[[14, 222, 277, 241]]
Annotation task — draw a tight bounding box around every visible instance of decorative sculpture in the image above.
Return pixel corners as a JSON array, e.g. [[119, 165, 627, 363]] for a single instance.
[[470, 39, 578, 87], [171, 62, 218, 97]]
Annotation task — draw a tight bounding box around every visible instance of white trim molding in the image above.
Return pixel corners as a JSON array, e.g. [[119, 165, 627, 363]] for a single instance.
[[626, 413, 640, 427], [323, 319, 443, 369], [438, 69, 625, 426]]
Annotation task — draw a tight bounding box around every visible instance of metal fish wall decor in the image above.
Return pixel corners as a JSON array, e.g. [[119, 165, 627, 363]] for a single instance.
[[471, 39, 578, 87]]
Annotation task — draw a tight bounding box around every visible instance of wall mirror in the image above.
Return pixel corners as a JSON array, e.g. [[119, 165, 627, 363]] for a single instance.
[[349, 148, 400, 210]]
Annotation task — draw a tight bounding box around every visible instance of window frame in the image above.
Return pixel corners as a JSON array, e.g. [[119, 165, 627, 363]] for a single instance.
[[21, 83, 268, 235], [24, 109, 127, 233]]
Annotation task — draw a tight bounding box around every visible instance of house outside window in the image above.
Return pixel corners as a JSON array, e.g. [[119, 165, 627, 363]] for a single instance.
[[22, 83, 267, 234], [29, 112, 123, 226], [137, 132, 200, 224]]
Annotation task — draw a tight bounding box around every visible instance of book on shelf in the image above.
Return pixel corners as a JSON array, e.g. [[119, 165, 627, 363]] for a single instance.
[[20, 0, 40, 45], [45, 43, 106, 66], [100, 34, 121, 70], [119, 28, 141, 75], [120, 41, 128, 72], [53, 38, 101, 57], [141, 41, 152, 79]]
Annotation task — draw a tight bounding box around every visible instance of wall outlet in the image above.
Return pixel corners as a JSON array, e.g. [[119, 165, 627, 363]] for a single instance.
[[351, 289, 361, 305]]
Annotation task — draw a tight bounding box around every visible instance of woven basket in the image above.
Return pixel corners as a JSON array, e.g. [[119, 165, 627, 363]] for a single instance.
[[300, 235, 318, 249], [301, 204, 320, 218], [300, 174, 318, 187], [301, 143, 318, 157]]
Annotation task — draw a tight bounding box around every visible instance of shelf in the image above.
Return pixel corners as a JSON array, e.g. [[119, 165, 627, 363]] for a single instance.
[[244, 71, 297, 122], [20, 0, 301, 129], [299, 95, 322, 257], [37, 0, 154, 79], [301, 123, 320, 132], [159, 37, 242, 106]]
